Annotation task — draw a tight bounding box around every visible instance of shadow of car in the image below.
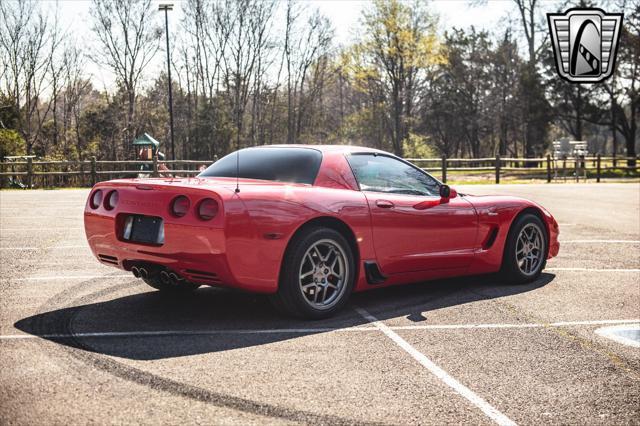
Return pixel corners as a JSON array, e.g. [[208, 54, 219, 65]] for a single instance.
[[15, 273, 555, 360]]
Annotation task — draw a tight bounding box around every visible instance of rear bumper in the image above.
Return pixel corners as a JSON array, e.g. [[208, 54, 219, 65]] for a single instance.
[[85, 211, 238, 288]]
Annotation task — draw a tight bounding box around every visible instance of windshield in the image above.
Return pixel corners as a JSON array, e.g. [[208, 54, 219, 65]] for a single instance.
[[198, 147, 322, 185]]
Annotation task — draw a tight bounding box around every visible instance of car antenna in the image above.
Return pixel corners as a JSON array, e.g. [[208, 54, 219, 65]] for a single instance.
[[235, 142, 240, 193]]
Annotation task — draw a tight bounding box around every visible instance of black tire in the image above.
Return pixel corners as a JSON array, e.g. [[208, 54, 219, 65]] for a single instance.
[[270, 227, 355, 320], [500, 213, 548, 284], [143, 275, 200, 293]]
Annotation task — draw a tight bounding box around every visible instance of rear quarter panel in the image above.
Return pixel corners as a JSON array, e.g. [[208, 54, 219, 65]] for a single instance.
[[227, 185, 374, 292]]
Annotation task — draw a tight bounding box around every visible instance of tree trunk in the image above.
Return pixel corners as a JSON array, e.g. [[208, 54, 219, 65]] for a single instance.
[[392, 80, 402, 156], [127, 88, 135, 160], [627, 103, 637, 166], [575, 85, 582, 141]]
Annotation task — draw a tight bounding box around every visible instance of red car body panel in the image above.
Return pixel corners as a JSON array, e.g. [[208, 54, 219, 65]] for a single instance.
[[84, 146, 559, 294], [363, 192, 478, 273]]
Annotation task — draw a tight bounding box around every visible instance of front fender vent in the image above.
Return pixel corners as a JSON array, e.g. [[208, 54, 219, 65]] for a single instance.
[[482, 227, 499, 250]]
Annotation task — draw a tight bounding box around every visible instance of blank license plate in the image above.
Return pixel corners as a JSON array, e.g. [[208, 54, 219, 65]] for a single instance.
[[123, 215, 164, 244]]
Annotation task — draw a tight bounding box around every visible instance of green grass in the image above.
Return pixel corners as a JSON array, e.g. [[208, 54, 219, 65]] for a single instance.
[[447, 178, 640, 185]]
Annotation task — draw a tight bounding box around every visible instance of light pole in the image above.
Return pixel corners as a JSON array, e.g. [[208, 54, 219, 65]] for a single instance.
[[159, 3, 175, 161]]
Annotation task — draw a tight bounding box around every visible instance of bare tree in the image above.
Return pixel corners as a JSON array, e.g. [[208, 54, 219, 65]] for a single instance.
[[283, 2, 333, 144], [221, 0, 276, 152], [90, 0, 161, 158], [61, 42, 91, 158], [0, 0, 54, 155], [182, 0, 238, 157], [47, 6, 66, 151], [183, 0, 232, 100]]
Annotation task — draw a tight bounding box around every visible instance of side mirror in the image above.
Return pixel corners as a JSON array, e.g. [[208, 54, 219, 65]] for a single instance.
[[414, 186, 457, 210], [439, 185, 457, 200]]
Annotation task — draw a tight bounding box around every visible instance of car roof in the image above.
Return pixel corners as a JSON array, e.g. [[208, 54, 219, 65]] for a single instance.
[[244, 144, 390, 156]]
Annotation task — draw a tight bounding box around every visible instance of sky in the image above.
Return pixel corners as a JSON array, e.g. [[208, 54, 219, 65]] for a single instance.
[[50, 0, 549, 90]]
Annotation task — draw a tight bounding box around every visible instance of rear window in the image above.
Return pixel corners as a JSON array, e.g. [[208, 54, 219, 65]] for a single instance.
[[198, 147, 322, 184]]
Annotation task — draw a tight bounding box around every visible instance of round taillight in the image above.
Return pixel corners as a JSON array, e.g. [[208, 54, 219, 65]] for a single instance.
[[104, 190, 119, 210], [197, 198, 218, 220], [171, 195, 190, 217], [90, 189, 103, 209]]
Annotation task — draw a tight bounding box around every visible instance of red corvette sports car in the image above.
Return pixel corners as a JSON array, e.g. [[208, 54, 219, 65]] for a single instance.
[[84, 145, 559, 318]]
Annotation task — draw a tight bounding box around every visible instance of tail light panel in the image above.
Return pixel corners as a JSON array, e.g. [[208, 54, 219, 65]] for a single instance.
[[90, 189, 103, 209], [171, 195, 190, 217], [197, 198, 219, 220], [104, 190, 119, 210]]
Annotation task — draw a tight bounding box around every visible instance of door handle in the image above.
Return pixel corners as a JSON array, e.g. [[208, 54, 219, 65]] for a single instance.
[[376, 200, 394, 209]]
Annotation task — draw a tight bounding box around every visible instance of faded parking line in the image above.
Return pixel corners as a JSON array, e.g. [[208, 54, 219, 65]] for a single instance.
[[0, 245, 88, 251], [1, 274, 132, 282], [0, 227, 83, 231], [546, 267, 640, 272], [2, 319, 637, 340], [388, 319, 640, 330], [560, 240, 640, 243], [0, 216, 81, 220]]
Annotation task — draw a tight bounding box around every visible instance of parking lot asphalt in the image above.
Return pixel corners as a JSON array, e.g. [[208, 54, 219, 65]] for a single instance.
[[1, 183, 639, 425]]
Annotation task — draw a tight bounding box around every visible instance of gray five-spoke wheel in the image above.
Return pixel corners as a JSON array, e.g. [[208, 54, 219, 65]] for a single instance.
[[298, 239, 349, 310], [516, 223, 543, 276]]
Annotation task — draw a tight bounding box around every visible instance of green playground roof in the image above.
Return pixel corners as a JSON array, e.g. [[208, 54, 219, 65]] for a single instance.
[[132, 133, 160, 147]]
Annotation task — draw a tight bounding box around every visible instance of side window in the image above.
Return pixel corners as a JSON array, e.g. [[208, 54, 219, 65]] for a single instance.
[[347, 154, 439, 196]]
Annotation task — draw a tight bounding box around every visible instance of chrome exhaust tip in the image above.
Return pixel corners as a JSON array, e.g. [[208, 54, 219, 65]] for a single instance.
[[131, 266, 140, 278], [168, 272, 182, 284], [160, 270, 171, 285], [139, 267, 149, 279]]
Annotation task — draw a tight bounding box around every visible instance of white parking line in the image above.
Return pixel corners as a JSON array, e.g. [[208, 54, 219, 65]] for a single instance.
[[560, 240, 640, 244], [0, 206, 82, 208], [0, 210, 81, 213], [595, 325, 640, 348], [0, 245, 88, 251], [0, 227, 83, 231], [1, 274, 131, 282], [390, 319, 640, 330], [35, 262, 101, 268], [0, 202, 83, 206], [0, 217, 81, 220], [546, 267, 640, 272], [0, 328, 376, 340], [2, 320, 637, 341], [354, 307, 516, 426], [0, 209, 82, 212]]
